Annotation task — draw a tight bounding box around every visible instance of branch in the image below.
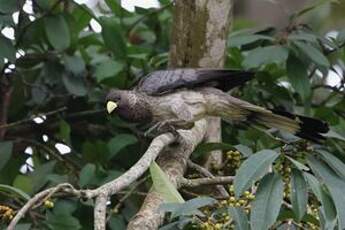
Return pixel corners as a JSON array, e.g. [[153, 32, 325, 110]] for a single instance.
[[7, 133, 175, 230], [87, 133, 175, 198], [127, 119, 207, 230], [7, 183, 79, 230], [0, 107, 67, 130], [187, 159, 216, 177], [187, 160, 229, 197], [178, 176, 234, 187]]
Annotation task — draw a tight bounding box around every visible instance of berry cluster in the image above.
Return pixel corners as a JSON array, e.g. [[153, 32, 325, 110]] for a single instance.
[[198, 185, 255, 229], [274, 157, 291, 198], [0, 205, 15, 222], [218, 185, 255, 212], [225, 150, 241, 169], [44, 200, 54, 209]]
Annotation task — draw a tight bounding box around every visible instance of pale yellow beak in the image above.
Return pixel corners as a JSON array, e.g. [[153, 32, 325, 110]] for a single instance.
[[107, 101, 118, 114]]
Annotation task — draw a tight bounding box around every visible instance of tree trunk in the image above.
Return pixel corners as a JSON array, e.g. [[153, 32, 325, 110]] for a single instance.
[[169, 0, 233, 169], [127, 1, 233, 229]]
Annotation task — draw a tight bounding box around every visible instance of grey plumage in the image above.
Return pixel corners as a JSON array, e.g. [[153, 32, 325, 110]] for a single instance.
[[106, 68, 329, 141], [135, 68, 254, 95]]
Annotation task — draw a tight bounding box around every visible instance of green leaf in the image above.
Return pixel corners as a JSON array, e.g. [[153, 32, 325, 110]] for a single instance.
[[0, 184, 31, 201], [0, 141, 13, 171], [323, 129, 345, 141], [291, 169, 308, 221], [95, 60, 124, 82], [13, 175, 33, 194], [243, 46, 289, 69], [63, 55, 86, 76], [109, 215, 126, 230], [100, 16, 127, 58], [286, 54, 311, 100], [35, 0, 54, 10], [286, 156, 309, 171], [150, 161, 184, 203], [32, 161, 56, 192], [318, 187, 337, 229], [234, 149, 279, 197], [54, 200, 78, 215], [293, 41, 330, 68], [160, 197, 216, 219], [250, 173, 284, 230], [303, 171, 336, 228], [303, 172, 323, 200], [0, 35, 16, 62], [234, 144, 253, 157], [79, 163, 96, 188], [45, 14, 71, 50], [293, 0, 336, 18], [0, 0, 18, 14], [62, 74, 87, 96], [229, 34, 273, 47], [317, 150, 345, 179], [72, 6, 92, 33], [288, 32, 318, 43], [105, 0, 123, 16], [228, 207, 250, 230], [107, 134, 137, 159], [337, 28, 345, 44], [13, 224, 32, 230], [57, 120, 71, 144], [307, 156, 345, 229], [46, 212, 82, 230]]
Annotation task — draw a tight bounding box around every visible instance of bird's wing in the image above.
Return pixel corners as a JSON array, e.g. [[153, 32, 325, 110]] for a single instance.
[[135, 68, 254, 95]]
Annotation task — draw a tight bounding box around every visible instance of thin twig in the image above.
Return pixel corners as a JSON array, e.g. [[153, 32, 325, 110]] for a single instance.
[[187, 160, 215, 178], [0, 107, 67, 129], [108, 177, 149, 222], [187, 160, 229, 197], [178, 176, 234, 187]]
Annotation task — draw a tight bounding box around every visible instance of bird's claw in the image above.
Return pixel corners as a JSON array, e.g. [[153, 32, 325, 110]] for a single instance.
[[145, 120, 180, 138]]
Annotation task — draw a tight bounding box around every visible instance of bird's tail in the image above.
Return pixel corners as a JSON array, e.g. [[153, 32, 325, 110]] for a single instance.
[[203, 88, 329, 142], [248, 109, 329, 142]]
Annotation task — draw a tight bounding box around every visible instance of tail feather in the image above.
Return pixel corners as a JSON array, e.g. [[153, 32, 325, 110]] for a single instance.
[[211, 90, 329, 142], [249, 109, 329, 142]]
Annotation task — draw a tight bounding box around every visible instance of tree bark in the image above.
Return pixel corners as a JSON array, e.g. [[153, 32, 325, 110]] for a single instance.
[[127, 1, 233, 229], [169, 0, 233, 168]]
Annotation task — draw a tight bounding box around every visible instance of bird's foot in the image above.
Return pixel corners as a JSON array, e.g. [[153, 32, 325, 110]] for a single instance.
[[144, 120, 180, 137]]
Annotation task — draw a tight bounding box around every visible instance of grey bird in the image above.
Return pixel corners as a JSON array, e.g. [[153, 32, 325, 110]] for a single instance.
[[106, 68, 329, 141]]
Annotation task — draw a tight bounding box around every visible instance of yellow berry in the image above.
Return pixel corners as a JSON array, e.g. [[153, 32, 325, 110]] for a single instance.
[[239, 199, 247, 205], [248, 194, 255, 200], [44, 200, 54, 209], [215, 223, 222, 229], [229, 197, 236, 202]]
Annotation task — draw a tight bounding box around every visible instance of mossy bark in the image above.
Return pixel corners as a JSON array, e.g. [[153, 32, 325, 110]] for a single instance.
[[169, 0, 233, 168]]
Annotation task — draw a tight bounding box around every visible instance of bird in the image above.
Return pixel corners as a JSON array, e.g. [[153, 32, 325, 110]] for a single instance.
[[105, 68, 329, 142]]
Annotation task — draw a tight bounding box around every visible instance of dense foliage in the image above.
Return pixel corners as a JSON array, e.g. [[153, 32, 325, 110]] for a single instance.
[[0, 0, 344, 229]]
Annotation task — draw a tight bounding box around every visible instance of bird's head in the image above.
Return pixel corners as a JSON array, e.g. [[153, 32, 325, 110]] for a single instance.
[[105, 89, 153, 123]]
